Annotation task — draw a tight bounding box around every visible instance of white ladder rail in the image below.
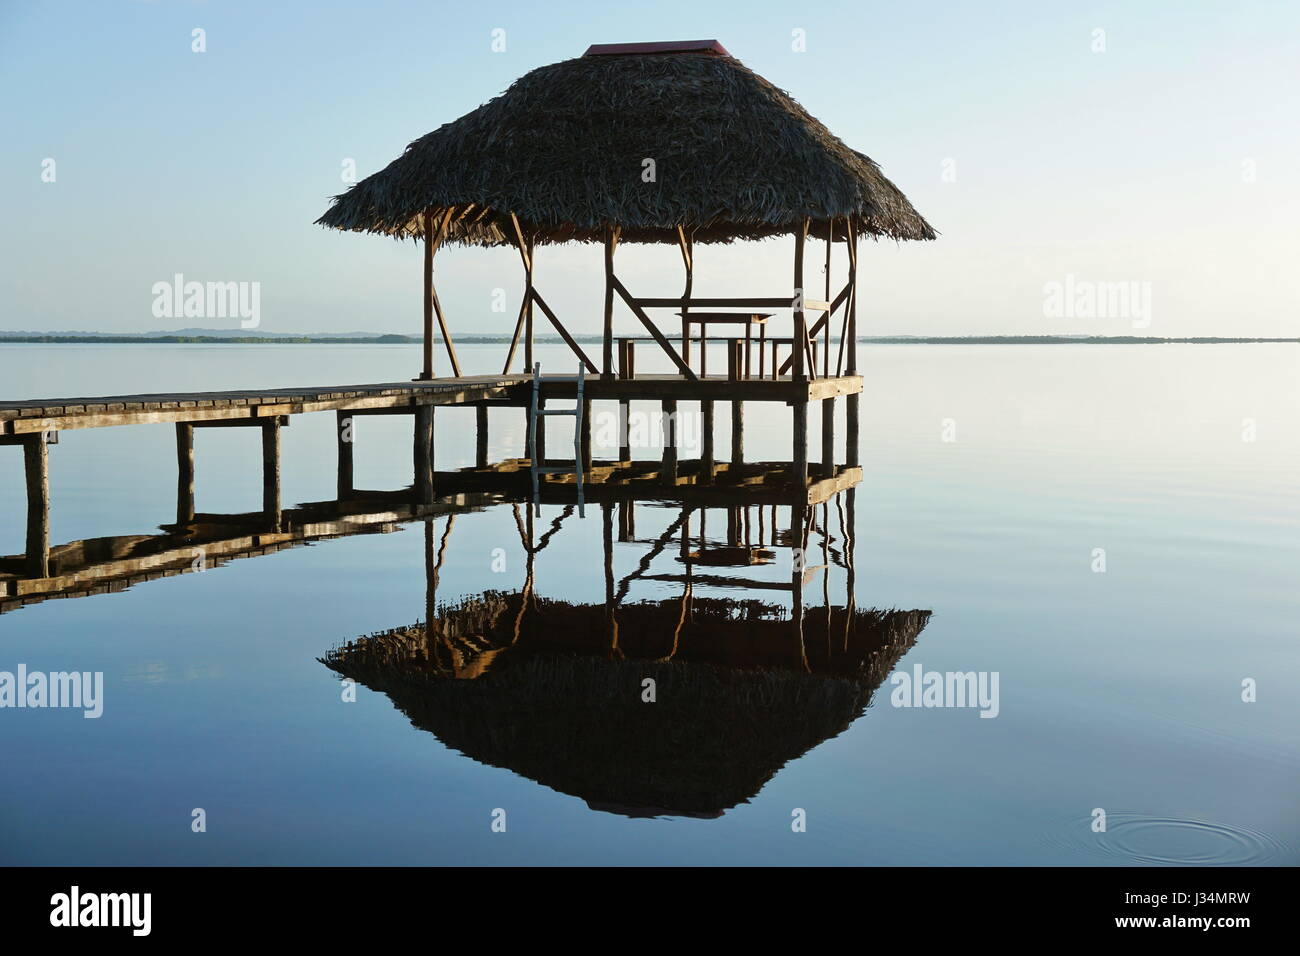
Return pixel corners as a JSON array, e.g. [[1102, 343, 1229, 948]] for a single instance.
[[528, 362, 585, 517]]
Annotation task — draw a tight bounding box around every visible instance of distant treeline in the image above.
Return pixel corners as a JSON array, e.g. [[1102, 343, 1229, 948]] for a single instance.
[[1, 334, 1295, 345]]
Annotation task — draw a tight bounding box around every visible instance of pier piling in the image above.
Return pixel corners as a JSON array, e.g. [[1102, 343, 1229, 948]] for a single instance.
[[176, 423, 195, 525], [23, 435, 50, 579]]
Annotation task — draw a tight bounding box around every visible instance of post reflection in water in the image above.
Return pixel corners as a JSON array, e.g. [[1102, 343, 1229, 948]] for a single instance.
[[322, 461, 931, 820]]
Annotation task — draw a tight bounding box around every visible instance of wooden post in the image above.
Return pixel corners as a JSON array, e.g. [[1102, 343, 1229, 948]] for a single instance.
[[535, 397, 547, 463], [175, 422, 195, 525], [821, 398, 835, 475], [846, 393, 860, 467], [413, 405, 434, 503], [421, 212, 435, 380], [824, 220, 833, 378], [261, 418, 281, 530], [24, 435, 49, 579], [336, 411, 353, 499], [793, 401, 808, 484], [618, 399, 631, 462], [793, 219, 808, 381], [420, 209, 457, 380], [678, 227, 693, 373], [847, 220, 858, 375], [475, 406, 489, 468], [522, 230, 535, 374], [731, 400, 744, 464], [602, 227, 619, 379], [661, 399, 677, 480], [618, 499, 635, 542], [701, 400, 715, 483]]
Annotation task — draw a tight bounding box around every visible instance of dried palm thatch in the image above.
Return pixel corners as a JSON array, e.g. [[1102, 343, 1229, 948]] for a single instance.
[[321, 594, 930, 816], [315, 43, 936, 246]]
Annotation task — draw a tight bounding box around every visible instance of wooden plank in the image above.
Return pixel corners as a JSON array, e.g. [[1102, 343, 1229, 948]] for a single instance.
[[632, 296, 794, 309]]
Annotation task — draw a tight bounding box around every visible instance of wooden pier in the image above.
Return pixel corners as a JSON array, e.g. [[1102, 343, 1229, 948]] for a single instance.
[[2, 368, 862, 583]]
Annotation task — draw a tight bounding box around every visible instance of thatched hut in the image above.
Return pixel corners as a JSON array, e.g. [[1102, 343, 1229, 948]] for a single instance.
[[316, 39, 934, 384], [322, 593, 930, 817]]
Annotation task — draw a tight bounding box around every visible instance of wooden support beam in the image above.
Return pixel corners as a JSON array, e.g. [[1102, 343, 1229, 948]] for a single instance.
[[793, 401, 809, 484], [529, 288, 599, 374], [701, 399, 715, 483], [429, 212, 461, 378], [419, 210, 452, 379], [731, 400, 744, 464], [824, 220, 833, 378], [618, 400, 631, 462], [847, 221, 859, 375], [502, 290, 529, 375], [413, 405, 434, 503], [176, 423, 195, 525], [793, 219, 808, 382], [192, 416, 289, 428], [476, 406, 489, 468], [24, 435, 50, 579], [677, 226, 693, 371], [510, 215, 535, 373], [630, 296, 824, 310], [821, 397, 835, 475], [535, 396, 547, 462], [611, 276, 698, 380], [602, 226, 620, 380], [846, 393, 860, 467], [336, 411, 354, 499], [261, 418, 281, 530], [661, 399, 678, 480]]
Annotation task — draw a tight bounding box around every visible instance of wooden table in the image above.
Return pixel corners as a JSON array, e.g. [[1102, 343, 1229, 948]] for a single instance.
[[678, 312, 771, 378]]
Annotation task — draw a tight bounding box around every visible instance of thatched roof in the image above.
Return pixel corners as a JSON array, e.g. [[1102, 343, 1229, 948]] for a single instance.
[[316, 42, 936, 246], [322, 593, 931, 816]]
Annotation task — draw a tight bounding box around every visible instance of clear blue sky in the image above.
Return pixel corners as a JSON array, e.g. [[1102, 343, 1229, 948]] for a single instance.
[[2, 0, 1297, 336]]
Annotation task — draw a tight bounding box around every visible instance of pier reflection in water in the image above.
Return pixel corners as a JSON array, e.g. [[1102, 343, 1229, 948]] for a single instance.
[[0, 447, 931, 820], [322, 462, 930, 819]]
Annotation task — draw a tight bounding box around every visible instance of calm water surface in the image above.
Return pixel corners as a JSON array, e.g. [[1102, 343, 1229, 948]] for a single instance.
[[0, 343, 1296, 865]]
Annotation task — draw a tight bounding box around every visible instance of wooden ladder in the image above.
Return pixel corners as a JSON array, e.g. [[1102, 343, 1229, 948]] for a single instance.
[[528, 362, 585, 517]]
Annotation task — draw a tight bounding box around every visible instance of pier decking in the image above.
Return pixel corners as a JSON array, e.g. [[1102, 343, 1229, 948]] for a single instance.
[[0, 372, 859, 434]]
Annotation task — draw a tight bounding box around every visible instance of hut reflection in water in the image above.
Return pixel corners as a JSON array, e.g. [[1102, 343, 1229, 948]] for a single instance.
[[323, 473, 930, 819]]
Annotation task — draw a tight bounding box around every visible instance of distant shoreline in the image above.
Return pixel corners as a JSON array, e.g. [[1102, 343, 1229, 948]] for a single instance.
[[0, 334, 1296, 346]]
